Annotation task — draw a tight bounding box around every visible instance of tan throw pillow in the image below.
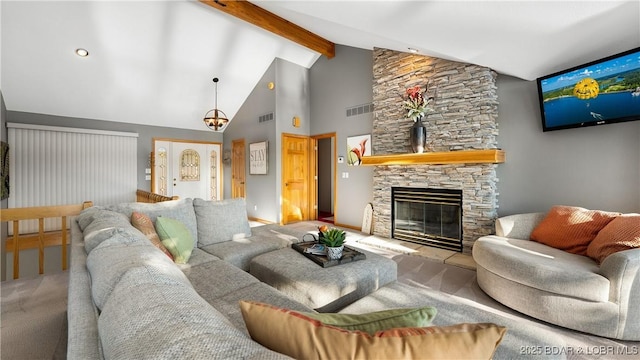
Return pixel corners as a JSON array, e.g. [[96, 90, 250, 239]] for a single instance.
[[131, 211, 174, 261], [586, 214, 640, 264], [239, 301, 506, 360], [530, 205, 619, 255]]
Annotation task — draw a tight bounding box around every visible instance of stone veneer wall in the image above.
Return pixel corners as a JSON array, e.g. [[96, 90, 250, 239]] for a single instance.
[[371, 48, 499, 254]]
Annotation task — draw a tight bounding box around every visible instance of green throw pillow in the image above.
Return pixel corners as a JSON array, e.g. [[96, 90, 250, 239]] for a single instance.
[[303, 307, 437, 335], [155, 217, 194, 264]]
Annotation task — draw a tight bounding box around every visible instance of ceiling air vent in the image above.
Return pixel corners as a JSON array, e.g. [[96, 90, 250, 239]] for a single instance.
[[346, 103, 374, 117], [259, 112, 274, 123]]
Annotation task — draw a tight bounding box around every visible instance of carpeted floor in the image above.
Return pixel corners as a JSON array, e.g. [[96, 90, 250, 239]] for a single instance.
[[390, 253, 638, 360], [2, 222, 638, 359], [1, 271, 69, 360]]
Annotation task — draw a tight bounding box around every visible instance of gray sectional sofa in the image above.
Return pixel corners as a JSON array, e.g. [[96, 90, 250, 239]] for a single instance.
[[473, 213, 640, 341], [69, 197, 629, 359], [67, 198, 397, 359]]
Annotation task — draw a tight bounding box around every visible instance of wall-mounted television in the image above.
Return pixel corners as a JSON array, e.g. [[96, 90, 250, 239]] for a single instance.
[[536, 46, 640, 132]]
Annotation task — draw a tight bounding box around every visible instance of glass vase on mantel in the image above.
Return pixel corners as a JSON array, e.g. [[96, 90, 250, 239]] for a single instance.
[[410, 116, 427, 153]]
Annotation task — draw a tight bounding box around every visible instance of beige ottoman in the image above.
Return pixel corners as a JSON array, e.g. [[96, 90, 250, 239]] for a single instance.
[[249, 247, 397, 312]]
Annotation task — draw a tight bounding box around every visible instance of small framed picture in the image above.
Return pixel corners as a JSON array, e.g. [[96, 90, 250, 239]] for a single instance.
[[346, 134, 371, 166], [249, 141, 268, 175]]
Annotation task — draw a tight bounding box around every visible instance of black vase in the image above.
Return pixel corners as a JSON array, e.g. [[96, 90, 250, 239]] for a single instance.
[[410, 117, 427, 153]]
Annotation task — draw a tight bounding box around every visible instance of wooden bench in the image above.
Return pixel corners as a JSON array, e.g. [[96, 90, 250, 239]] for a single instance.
[[2, 201, 93, 279]]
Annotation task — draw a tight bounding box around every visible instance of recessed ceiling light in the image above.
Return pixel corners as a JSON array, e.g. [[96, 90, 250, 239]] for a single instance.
[[75, 48, 89, 57], [408, 48, 419, 54]]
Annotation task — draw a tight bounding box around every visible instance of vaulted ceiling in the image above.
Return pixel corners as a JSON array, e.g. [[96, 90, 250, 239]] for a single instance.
[[2, 1, 639, 132]]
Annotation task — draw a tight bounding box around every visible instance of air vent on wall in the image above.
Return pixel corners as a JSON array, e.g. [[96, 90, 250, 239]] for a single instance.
[[259, 112, 274, 123], [346, 103, 374, 117]]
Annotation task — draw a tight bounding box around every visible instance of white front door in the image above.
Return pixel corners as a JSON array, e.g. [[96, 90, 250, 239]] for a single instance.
[[153, 140, 222, 200], [172, 142, 208, 199]]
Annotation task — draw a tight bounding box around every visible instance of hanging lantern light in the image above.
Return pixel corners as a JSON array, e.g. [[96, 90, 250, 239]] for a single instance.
[[203, 77, 229, 131]]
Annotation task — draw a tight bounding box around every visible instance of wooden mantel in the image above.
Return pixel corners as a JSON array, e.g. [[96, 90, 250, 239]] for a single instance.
[[360, 149, 505, 166]]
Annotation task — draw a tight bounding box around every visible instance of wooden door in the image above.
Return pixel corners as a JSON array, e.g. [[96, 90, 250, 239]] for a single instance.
[[281, 134, 310, 224], [231, 139, 246, 198]]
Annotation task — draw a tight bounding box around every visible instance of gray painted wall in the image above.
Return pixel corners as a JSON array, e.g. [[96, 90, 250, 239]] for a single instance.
[[496, 75, 640, 215], [223, 58, 310, 224], [310, 45, 374, 227], [275, 58, 312, 223], [1, 91, 7, 281], [223, 61, 277, 221], [5, 111, 222, 193], [308, 45, 639, 227]]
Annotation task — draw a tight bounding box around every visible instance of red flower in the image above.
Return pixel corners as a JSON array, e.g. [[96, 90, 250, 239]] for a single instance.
[[403, 83, 434, 121]]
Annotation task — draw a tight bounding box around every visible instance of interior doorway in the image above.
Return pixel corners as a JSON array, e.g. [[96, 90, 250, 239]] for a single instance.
[[314, 133, 336, 224]]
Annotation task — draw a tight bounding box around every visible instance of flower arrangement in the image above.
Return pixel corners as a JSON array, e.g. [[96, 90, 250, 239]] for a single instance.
[[317, 225, 346, 247], [403, 84, 435, 121]]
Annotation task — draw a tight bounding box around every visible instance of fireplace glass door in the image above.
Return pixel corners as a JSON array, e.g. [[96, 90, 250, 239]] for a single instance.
[[392, 187, 462, 252]]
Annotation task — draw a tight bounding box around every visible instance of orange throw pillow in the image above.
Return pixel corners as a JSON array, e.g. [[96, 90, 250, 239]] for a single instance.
[[586, 214, 640, 264], [530, 206, 619, 255], [131, 211, 174, 261]]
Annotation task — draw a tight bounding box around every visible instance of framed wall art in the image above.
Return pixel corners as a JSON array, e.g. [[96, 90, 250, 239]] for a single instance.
[[1, 141, 9, 200], [346, 134, 371, 166], [249, 141, 268, 174]]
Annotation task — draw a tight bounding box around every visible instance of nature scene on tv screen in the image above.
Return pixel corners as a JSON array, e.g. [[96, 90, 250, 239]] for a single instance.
[[539, 50, 640, 128]]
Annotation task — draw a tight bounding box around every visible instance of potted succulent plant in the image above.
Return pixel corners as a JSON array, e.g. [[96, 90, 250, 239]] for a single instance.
[[317, 225, 346, 260]]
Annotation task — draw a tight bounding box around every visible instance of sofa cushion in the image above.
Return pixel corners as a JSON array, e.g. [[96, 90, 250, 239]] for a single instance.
[[156, 216, 194, 264], [530, 205, 619, 255], [473, 236, 609, 302], [303, 307, 437, 335], [199, 236, 290, 272], [239, 301, 506, 360], [76, 206, 104, 231], [131, 211, 173, 260], [193, 198, 251, 246], [184, 260, 259, 300], [211, 283, 314, 334], [99, 268, 288, 360], [587, 214, 640, 264], [175, 248, 221, 272], [104, 198, 198, 248], [80, 209, 138, 254], [86, 232, 190, 310]]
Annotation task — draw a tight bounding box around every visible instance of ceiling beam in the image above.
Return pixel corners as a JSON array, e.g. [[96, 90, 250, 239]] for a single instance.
[[199, 0, 335, 58]]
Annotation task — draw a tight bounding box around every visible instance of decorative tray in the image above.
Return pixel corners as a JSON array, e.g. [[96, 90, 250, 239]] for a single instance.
[[292, 241, 366, 268]]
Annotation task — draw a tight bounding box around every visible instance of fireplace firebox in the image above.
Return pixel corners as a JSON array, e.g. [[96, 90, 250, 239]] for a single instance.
[[391, 187, 462, 252]]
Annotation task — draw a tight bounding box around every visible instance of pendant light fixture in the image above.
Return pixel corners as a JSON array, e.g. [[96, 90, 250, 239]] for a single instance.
[[203, 77, 229, 131]]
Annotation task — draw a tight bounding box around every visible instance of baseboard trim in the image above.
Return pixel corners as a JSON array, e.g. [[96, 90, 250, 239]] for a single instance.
[[248, 217, 274, 225], [333, 222, 360, 231]]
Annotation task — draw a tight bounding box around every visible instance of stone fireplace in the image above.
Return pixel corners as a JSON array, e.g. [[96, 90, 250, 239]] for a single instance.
[[392, 187, 462, 252], [371, 48, 500, 254]]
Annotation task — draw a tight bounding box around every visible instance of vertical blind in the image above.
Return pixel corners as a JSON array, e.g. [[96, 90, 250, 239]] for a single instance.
[[7, 123, 138, 232]]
